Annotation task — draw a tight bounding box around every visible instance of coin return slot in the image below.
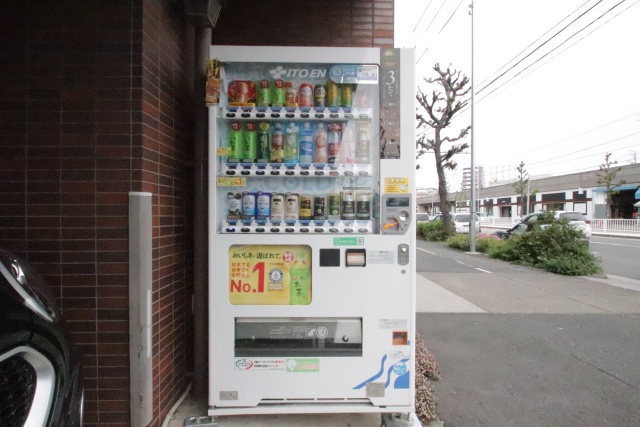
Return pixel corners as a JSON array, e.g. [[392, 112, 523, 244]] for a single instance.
[[345, 249, 366, 267]]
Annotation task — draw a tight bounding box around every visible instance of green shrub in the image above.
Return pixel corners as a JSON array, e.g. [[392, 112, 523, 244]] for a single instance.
[[447, 234, 470, 251], [488, 218, 601, 276], [418, 220, 447, 241], [476, 235, 505, 254]]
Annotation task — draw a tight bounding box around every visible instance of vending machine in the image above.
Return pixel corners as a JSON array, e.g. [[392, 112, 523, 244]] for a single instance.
[[207, 46, 416, 417]]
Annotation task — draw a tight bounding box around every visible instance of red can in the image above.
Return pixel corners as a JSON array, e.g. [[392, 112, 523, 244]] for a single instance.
[[299, 83, 313, 107]]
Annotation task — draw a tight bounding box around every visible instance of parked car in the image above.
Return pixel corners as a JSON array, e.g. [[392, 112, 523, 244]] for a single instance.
[[0, 249, 83, 426], [496, 211, 592, 245], [416, 212, 430, 223], [431, 213, 481, 233]]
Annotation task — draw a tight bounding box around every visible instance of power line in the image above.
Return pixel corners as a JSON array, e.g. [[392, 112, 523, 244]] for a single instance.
[[477, 0, 629, 100], [526, 131, 640, 167], [402, 0, 436, 48], [477, 0, 594, 88], [477, 0, 607, 95], [489, 112, 640, 164], [474, 0, 640, 107]]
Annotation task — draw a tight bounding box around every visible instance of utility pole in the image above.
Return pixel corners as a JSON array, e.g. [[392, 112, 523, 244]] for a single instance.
[[469, 0, 477, 252]]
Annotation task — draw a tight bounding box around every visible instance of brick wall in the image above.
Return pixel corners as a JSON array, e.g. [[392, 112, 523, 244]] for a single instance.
[[0, 0, 394, 425], [0, 0, 193, 426], [211, 0, 394, 47]]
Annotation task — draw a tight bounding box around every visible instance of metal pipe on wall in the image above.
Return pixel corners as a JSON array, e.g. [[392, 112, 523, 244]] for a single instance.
[[193, 26, 212, 397]]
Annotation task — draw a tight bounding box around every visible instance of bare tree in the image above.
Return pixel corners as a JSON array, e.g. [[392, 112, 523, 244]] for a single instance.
[[512, 161, 529, 216], [416, 64, 471, 235], [596, 152, 625, 218]]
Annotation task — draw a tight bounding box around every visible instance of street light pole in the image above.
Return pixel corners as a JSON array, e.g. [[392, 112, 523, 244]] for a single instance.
[[469, 0, 477, 252]]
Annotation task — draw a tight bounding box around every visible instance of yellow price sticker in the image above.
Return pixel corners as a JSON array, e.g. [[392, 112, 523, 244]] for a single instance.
[[217, 147, 229, 156], [384, 177, 410, 193], [217, 177, 246, 187]]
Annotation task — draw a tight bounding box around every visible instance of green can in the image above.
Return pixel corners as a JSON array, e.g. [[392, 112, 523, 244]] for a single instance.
[[256, 121, 271, 163], [228, 121, 243, 162], [243, 122, 257, 162], [272, 79, 285, 107], [257, 79, 271, 107], [327, 79, 341, 107]]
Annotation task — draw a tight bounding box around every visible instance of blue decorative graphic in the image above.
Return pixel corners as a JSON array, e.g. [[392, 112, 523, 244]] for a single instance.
[[353, 354, 387, 389], [353, 354, 410, 390], [394, 371, 410, 389]]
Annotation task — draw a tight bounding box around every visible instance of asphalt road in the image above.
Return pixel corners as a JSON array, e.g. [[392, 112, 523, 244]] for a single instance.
[[415, 240, 640, 427], [591, 235, 640, 280]]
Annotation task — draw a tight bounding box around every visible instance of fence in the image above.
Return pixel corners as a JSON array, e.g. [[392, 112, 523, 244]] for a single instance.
[[480, 216, 640, 236]]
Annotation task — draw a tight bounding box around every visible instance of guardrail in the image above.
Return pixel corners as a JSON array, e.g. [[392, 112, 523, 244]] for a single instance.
[[479, 216, 640, 236], [591, 219, 640, 233]]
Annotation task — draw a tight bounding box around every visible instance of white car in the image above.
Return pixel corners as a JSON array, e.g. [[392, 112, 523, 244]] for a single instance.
[[451, 213, 481, 234], [522, 211, 592, 241]]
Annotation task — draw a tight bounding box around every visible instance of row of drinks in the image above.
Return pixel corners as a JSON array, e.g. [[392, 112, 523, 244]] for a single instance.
[[227, 188, 372, 222], [227, 79, 368, 109], [227, 121, 370, 165]]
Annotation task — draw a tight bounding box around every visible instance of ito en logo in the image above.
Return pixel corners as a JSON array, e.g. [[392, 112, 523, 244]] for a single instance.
[[269, 66, 288, 79], [270, 66, 327, 80]]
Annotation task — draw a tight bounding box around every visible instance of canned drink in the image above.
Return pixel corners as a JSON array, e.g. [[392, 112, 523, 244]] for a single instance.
[[241, 192, 256, 220], [272, 79, 285, 107], [356, 188, 371, 220], [314, 84, 327, 107], [299, 83, 313, 107], [341, 189, 355, 220], [342, 84, 354, 108], [284, 82, 298, 107], [284, 193, 299, 221], [284, 122, 299, 165], [228, 121, 243, 162], [270, 193, 285, 221], [227, 192, 242, 220], [327, 193, 341, 220], [270, 122, 285, 163], [299, 195, 313, 220], [314, 195, 326, 220], [256, 192, 271, 220], [257, 79, 271, 107], [327, 79, 341, 107], [256, 121, 271, 163], [242, 122, 257, 162]]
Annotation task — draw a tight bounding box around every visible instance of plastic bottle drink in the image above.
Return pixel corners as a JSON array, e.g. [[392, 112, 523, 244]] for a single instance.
[[327, 123, 342, 164], [298, 122, 314, 164], [257, 79, 271, 107], [256, 121, 271, 163], [313, 122, 328, 163], [356, 123, 370, 164], [272, 79, 285, 107], [242, 122, 257, 162], [339, 121, 356, 164], [289, 255, 311, 305], [228, 121, 243, 162], [284, 122, 299, 165], [270, 123, 285, 163]]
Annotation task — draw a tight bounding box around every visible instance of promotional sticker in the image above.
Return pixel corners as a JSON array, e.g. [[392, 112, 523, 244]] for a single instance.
[[286, 358, 320, 373], [234, 358, 285, 370], [217, 177, 246, 187], [229, 245, 312, 305], [384, 177, 409, 193]]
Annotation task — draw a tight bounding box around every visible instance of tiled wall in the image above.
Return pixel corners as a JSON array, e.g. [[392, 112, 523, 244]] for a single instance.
[[211, 0, 394, 47], [0, 0, 392, 426], [0, 1, 193, 426]]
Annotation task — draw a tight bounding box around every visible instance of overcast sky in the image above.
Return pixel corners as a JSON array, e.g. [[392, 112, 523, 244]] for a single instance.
[[395, 0, 640, 190]]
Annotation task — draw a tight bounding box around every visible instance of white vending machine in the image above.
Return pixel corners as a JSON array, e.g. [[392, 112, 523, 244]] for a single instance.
[[207, 46, 416, 417]]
